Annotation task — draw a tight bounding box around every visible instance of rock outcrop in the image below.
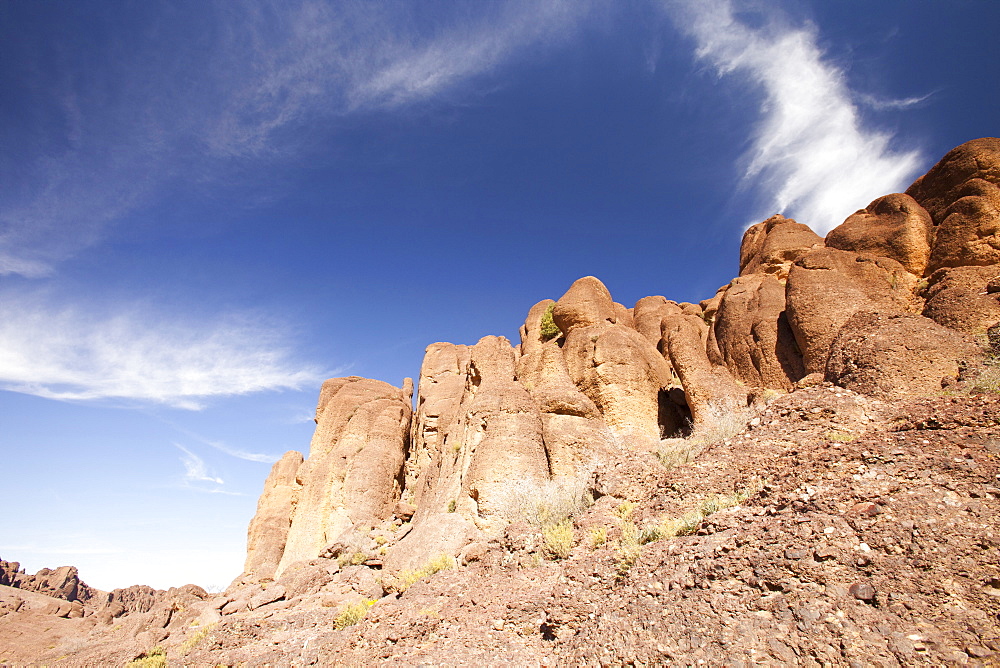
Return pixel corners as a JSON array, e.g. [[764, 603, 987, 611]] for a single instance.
[[241, 377, 413, 579], [9, 137, 1000, 668], [922, 264, 1000, 335], [663, 314, 747, 424], [785, 248, 918, 374], [557, 277, 673, 446], [739, 214, 823, 279], [710, 273, 803, 391], [232, 137, 1000, 590], [243, 451, 303, 579], [907, 137, 1000, 272], [0, 561, 95, 604], [825, 311, 981, 398], [825, 193, 934, 276], [517, 300, 610, 481]]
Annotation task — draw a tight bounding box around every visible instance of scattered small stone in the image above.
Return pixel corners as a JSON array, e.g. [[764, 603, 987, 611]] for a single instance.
[[814, 545, 838, 561], [848, 582, 876, 602]]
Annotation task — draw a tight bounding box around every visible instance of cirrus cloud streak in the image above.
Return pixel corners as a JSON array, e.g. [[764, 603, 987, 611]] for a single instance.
[[0, 293, 325, 409], [668, 0, 925, 234]]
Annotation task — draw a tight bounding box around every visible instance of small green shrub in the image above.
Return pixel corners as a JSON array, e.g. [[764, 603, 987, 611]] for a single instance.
[[614, 501, 635, 521], [178, 625, 213, 655], [615, 521, 641, 576], [656, 441, 699, 469], [127, 646, 167, 668], [542, 519, 575, 559], [539, 304, 560, 341], [335, 599, 375, 630], [825, 429, 855, 443], [447, 499, 457, 513], [654, 480, 766, 539], [974, 366, 1000, 393], [494, 473, 594, 528], [389, 554, 455, 593], [337, 550, 368, 568]]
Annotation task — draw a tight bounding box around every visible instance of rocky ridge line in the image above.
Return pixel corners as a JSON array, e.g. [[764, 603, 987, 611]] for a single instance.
[[2, 137, 1000, 666]]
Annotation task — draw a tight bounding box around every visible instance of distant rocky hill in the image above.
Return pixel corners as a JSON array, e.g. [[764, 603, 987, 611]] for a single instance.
[[2, 137, 999, 666]]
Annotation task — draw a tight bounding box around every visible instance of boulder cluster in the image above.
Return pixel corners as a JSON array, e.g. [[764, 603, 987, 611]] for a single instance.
[[243, 137, 1000, 583]]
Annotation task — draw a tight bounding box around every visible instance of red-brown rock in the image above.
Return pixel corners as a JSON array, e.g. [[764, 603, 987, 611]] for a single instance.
[[740, 215, 823, 279], [825, 311, 981, 398], [825, 193, 934, 276], [662, 314, 747, 426], [922, 264, 1000, 336], [785, 248, 919, 374], [711, 274, 804, 390], [907, 137, 1000, 272]]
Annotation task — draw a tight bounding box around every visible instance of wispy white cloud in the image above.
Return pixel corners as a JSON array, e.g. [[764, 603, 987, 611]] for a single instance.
[[0, 0, 598, 277], [668, 0, 924, 234], [175, 443, 225, 486], [159, 419, 281, 463], [0, 291, 325, 409], [857, 91, 933, 111]]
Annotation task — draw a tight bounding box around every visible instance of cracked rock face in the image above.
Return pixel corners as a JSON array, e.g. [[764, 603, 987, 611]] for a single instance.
[[826, 193, 934, 276], [242, 376, 412, 580], [785, 248, 919, 375], [907, 137, 1000, 273]]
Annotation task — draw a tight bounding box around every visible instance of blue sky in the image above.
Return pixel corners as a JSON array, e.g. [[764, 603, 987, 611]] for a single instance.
[[1, 0, 997, 591]]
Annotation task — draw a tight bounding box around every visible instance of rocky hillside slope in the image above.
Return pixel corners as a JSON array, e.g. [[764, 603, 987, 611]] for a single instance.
[[2, 137, 999, 666]]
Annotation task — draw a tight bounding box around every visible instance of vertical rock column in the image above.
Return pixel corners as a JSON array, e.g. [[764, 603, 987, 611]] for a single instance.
[[243, 376, 412, 579], [554, 276, 674, 448], [243, 450, 304, 580], [387, 336, 549, 572], [516, 299, 612, 481]]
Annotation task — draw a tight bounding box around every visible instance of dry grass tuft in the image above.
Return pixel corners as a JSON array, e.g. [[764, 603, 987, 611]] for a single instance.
[[334, 600, 375, 630], [494, 473, 594, 528], [387, 554, 455, 594], [542, 519, 575, 560]]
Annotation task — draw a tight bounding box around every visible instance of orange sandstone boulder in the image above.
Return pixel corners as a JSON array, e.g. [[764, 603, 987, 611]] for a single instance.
[[632, 296, 683, 347], [740, 214, 823, 279], [907, 137, 1000, 272], [785, 248, 918, 375], [711, 273, 803, 391], [922, 265, 1000, 336], [825, 311, 980, 399], [825, 193, 934, 276], [557, 277, 673, 446], [517, 300, 610, 480], [405, 342, 472, 498], [551, 275, 616, 332]]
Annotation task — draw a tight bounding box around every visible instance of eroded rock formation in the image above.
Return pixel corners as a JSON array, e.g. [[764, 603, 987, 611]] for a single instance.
[[825, 193, 934, 276], [242, 377, 412, 579], [908, 137, 1000, 272], [235, 137, 1000, 584], [7, 137, 1000, 668]]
